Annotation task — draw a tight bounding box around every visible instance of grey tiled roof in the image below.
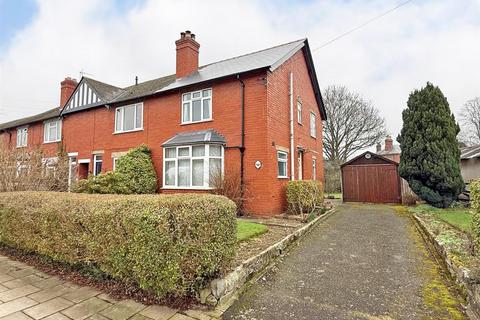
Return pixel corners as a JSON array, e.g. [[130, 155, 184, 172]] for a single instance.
[[0, 107, 60, 131], [461, 145, 480, 159], [110, 75, 176, 103], [84, 77, 124, 101], [162, 130, 226, 147]]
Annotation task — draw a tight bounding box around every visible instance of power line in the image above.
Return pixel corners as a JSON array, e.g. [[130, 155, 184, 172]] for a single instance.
[[311, 0, 414, 52]]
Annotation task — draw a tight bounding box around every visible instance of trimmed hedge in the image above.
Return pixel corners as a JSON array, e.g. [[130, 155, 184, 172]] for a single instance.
[[115, 145, 157, 194], [471, 180, 480, 249], [72, 172, 132, 194], [286, 180, 324, 215], [0, 192, 237, 298]]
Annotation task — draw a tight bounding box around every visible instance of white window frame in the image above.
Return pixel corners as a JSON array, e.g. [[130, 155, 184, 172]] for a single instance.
[[112, 157, 119, 171], [297, 99, 302, 125], [44, 119, 62, 143], [162, 144, 224, 190], [277, 151, 288, 179], [312, 158, 317, 180], [181, 89, 212, 124], [310, 112, 317, 138], [93, 154, 103, 176], [16, 127, 28, 148], [114, 102, 143, 134]]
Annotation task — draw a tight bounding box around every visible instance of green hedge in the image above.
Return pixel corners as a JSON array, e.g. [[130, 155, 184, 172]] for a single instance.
[[0, 192, 237, 298], [471, 181, 480, 249], [286, 180, 324, 215], [72, 172, 132, 194]]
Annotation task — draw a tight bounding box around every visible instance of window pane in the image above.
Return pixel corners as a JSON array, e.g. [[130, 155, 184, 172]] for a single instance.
[[192, 91, 201, 99], [115, 109, 122, 131], [278, 161, 287, 177], [56, 121, 61, 140], [278, 152, 287, 160], [123, 105, 135, 131], [192, 145, 205, 157], [183, 93, 191, 101], [178, 159, 191, 187], [135, 104, 143, 128], [209, 145, 221, 157], [203, 98, 211, 119], [209, 158, 222, 186], [192, 100, 202, 121], [165, 148, 176, 158], [178, 147, 190, 157], [165, 161, 176, 186], [202, 89, 211, 97], [49, 126, 56, 141], [182, 103, 190, 122], [192, 159, 204, 186]]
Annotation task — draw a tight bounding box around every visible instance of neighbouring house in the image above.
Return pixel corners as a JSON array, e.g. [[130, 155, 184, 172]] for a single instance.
[[460, 145, 480, 184], [376, 135, 401, 163], [0, 31, 326, 215]]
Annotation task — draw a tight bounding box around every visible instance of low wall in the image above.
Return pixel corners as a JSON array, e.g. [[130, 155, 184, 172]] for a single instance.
[[413, 214, 480, 320]]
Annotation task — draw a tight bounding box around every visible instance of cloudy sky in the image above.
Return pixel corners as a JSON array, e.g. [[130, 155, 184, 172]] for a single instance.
[[0, 0, 479, 140]]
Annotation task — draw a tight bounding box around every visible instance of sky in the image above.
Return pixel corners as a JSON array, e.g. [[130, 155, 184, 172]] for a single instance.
[[0, 0, 479, 142]]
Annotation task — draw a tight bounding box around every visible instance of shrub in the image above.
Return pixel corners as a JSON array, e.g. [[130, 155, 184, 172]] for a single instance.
[[0, 192, 237, 298], [210, 169, 246, 215], [286, 180, 324, 215], [470, 180, 480, 250], [115, 145, 157, 194], [72, 172, 132, 194]]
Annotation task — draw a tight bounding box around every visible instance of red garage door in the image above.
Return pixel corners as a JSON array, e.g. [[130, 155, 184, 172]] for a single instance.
[[341, 152, 401, 203]]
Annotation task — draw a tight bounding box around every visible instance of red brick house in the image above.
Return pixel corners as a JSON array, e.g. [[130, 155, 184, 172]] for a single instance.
[[0, 31, 326, 215]]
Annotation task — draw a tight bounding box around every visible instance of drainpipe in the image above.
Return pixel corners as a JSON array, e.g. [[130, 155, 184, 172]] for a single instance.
[[289, 72, 295, 181], [237, 75, 246, 213]]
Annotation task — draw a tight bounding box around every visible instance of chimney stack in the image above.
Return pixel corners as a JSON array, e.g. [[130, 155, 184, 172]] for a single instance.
[[376, 142, 382, 153], [60, 77, 77, 108], [175, 30, 200, 78], [385, 135, 393, 152]]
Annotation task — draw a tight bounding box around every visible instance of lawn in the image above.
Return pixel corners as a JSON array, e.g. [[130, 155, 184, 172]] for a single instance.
[[237, 220, 268, 242], [413, 204, 472, 233]]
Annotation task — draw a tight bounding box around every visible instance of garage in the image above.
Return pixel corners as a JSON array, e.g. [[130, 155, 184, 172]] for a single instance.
[[341, 151, 401, 203]]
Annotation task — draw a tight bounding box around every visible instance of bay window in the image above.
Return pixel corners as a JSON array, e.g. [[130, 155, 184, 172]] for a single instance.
[[115, 103, 143, 133], [181, 89, 212, 124], [163, 144, 223, 189]]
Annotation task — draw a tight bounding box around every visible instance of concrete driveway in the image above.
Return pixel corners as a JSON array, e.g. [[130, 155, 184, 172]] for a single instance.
[[223, 203, 466, 320]]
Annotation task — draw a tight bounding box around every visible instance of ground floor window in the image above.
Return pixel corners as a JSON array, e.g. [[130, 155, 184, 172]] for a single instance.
[[163, 144, 223, 189], [93, 155, 103, 176], [312, 158, 317, 180], [277, 151, 288, 178]]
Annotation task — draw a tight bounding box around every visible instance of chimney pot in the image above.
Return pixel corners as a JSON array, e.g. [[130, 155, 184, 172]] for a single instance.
[[385, 135, 393, 152], [175, 30, 200, 78], [376, 143, 382, 153]]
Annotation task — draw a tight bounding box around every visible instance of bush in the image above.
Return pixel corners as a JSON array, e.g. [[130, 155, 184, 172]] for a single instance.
[[115, 145, 157, 194], [0, 192, 237, 298], [470, 181, 480, 250], [210, 170, 246, 215], [286, 180, 324, 215], [72, 172, 132, 194]]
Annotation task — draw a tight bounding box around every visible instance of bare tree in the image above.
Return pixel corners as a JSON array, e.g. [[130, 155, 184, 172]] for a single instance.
[[323, 85, 386, 162], [459, 97, 480, 145]]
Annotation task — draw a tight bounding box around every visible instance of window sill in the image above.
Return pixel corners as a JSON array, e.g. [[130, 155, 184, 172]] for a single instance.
[[278, 176, 289, 179], [16, 146, 27, 149], [180, 119, 213, 126], [162, 186, 215, 191], [113, 128, 144, 135], [43, 140, 61, 144]]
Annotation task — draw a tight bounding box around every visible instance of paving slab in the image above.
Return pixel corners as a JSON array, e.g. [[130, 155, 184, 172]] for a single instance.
[[0, 275, 14, 284], [170, 314, 196, 320], [34, 277, 64, 290], [61, 297, 111, 319], [0, 297, 38, 318], [99, 299, 146, 320], [23, 297, 73, 319], [0, 285, 40, 302], [28, 284, 73, 303], [62, 286, 101, 303], [43, 313, 71, 320], [0, 311, 33, 320], [139, 305, 178, 320]]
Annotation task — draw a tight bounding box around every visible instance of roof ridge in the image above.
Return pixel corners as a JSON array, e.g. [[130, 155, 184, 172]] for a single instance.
[[199, 38, 306, 69], [121, 74, 176, 90], [83, 77, 123, 90]]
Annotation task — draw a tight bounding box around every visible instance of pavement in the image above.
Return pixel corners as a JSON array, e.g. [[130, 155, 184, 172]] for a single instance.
[[223, 203, 467, 320], [0, 256, 215, 320]]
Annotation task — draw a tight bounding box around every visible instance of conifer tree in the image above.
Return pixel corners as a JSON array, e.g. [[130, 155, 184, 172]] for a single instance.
[[398, 82, 464, 208]]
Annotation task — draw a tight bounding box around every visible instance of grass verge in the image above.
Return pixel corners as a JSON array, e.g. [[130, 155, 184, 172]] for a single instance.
[[237, 220, 268, 242], [411, 204, 471, 233]]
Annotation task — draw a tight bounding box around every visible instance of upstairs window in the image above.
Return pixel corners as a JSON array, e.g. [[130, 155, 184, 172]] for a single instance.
[[310, 112, 317, 138], [297, 99, 302, 124], [115, 103, 143, 133], [16, 127, 28, 148], [182, 89, 212, 124], [44, 119, 62, 143]]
